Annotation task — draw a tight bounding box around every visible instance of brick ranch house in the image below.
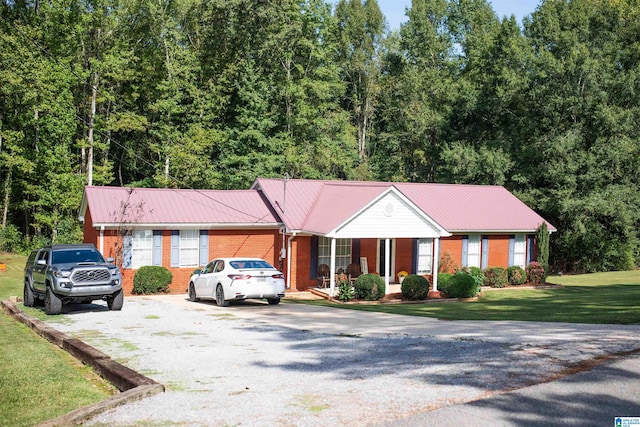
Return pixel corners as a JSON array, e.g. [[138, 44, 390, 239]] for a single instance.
[[79, 178, 556, 296]]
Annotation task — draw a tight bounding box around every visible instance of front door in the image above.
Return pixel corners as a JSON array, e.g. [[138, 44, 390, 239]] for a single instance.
[[378, 239, 395, 282]]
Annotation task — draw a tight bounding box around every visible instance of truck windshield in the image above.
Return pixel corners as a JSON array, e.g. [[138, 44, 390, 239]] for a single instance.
[[52, 249, 105, 264]]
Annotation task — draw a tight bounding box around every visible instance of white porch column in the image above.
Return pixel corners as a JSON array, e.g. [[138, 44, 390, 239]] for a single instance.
[[384, 238, 391, 294], [99, 226, 105, 254], [329, 238, 337, 297], [432, 237, 440, 291]]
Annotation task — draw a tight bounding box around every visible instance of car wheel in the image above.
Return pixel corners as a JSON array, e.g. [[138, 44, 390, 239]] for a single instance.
[[188, 283, 199, 302], [23, 282, 35, 307], [107, 289, 124, 311], [215, 284, 229, 307], [44, 287, 63, 315], [267, 298, 280, 305]]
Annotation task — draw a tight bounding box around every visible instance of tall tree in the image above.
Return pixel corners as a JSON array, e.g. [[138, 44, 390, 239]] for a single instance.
[[333, 0, 384, 162]]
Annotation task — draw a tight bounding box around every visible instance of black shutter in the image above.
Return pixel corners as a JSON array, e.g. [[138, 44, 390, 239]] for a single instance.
[[351, 238, 361, 263], [411, 239, 418, 274], [309, 236, 319, 278]]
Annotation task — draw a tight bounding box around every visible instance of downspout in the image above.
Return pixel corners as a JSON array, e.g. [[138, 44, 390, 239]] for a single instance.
[[286, 232, 297, 289], [99, 226, 104, 254]]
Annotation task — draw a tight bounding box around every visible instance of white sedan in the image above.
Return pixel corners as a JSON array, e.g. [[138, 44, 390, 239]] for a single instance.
[[188, 258, 285, 306]]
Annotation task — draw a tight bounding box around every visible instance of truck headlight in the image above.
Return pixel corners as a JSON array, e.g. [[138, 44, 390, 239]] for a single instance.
[[53, 270, 71, 278]]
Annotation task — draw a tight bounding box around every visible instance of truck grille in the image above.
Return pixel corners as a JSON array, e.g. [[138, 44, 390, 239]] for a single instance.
[[71, 268, 111, 284]]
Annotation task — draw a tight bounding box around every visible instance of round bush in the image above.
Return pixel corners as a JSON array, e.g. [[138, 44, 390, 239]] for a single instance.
[[401, 275, 430, 300], [354, 273, 386, 301], [483, 267, 508, 288], [446, 272, 480, 298], [437, 273, 453, 294], [133, 266, 172, 294], [507, 266, 527, 285]]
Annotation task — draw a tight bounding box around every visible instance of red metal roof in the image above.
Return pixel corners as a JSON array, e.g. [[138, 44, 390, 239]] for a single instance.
[[82, 186, 280, 226], [253, 178, 556, 233]]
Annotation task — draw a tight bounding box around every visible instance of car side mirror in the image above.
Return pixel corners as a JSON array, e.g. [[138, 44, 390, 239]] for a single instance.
[[193, 269, 202, 275]]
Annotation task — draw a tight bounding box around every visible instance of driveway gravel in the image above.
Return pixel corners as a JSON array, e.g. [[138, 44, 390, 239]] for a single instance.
[[44, 294, 640, 426]]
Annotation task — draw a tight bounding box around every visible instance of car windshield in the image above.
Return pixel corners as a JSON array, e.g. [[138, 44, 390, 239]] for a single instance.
[[52, 249, 105, 264], [229, 260, 274, 270]]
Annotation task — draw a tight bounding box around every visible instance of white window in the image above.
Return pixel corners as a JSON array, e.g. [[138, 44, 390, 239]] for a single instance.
[[318, 237, 352, 272], [417, 238, 433, 274], [467, 234, 481, 268], [131, 230, 153, 269], [180, 230, 199, 267], [513, 234, 526, 268]]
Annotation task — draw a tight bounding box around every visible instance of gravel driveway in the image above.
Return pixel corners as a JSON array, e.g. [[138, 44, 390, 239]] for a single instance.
[[45, 295, 640, 426]]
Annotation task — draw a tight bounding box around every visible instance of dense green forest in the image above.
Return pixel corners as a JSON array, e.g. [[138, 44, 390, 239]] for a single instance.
[[1, 0, 639, 273]]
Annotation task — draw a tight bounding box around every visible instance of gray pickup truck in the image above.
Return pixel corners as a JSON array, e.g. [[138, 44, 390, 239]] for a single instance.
[[23, 243, 123, 315]]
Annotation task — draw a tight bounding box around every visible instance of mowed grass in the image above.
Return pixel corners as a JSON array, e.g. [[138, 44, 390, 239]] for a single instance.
[[296, 270, 640, 324], [0, 253, 114, 427]]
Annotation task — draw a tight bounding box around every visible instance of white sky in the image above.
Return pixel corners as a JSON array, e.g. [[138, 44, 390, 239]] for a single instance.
[[330, 1, 542, 30]]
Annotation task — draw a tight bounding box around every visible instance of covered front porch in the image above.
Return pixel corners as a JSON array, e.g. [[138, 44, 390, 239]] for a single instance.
[[306, 188, 451, 298], [315, 237, 445, 298]]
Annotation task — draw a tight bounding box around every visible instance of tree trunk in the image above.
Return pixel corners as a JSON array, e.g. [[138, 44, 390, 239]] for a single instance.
[[87, 71, 99, 186]]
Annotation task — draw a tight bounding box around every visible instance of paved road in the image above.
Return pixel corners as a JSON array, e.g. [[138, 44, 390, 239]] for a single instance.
[[382, 354, 640, 426], [46, 294, 640, 426]]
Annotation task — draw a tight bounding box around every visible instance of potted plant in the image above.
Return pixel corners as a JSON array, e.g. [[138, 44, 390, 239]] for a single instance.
[[397, 270, 409, 284]]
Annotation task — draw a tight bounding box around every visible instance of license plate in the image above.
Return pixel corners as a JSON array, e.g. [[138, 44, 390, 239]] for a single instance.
[[257, 277, 266, 282]]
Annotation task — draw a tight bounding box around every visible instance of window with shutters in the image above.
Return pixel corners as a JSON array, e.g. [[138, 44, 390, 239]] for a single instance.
[[466, 235, 481, 268], [131, 230, 153, 269], [318, 237, 351, 272], [417, 238, 433, 274], [513, 234, 526, 268], [179, 230, 199, 267]]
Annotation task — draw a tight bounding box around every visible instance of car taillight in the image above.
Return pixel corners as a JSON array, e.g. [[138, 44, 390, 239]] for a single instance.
[[272, 274, 284, 279], [228, 274, 251, 280]]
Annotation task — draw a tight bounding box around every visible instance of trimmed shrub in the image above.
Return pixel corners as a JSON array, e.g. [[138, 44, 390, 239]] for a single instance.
[[526, 262, 545, 285], [437, 273, 453, 294], [401, 275, 430, 300], [507, 266, 527, 285], [354, 273, 386, 301], [133, 266, 172, 294], [483, 267, 508, 288], [446, 272, 480, 298]]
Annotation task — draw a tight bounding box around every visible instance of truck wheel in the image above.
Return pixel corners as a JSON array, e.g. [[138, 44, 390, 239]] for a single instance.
[[44, 287, 63, 315], [107, 289, 124, 311], [23, 282, 35, 307], [267, 298, 280, 305]]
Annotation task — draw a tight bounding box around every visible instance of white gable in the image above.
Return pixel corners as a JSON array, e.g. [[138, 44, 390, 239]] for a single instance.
[[327, 189, 449, 239]]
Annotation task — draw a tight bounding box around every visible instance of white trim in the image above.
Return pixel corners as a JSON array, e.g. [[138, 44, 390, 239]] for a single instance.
[[432, 238, 440, 292], [286, 232, 296, 289], [326, 187, 451, 239], [92, 223, 281, 229], [329, 238, 337, 297], [448, 229, 555, 234]]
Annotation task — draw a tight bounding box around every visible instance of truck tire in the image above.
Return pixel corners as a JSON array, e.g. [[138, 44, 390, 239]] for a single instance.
[[23, 282, 35, 307], [45, 286, 63, 315], [107, 289, 124, 311]]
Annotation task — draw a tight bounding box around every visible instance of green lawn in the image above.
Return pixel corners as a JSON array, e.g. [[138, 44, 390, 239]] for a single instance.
[[294, 270, 640, 324], [0, 253, 114, 427]]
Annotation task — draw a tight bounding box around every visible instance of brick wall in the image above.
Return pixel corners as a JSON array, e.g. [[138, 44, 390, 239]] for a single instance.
[[440, 235, 463, 272], [83, 221, 281, 295], [487, 235, 510, 268]]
